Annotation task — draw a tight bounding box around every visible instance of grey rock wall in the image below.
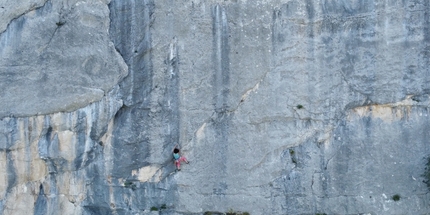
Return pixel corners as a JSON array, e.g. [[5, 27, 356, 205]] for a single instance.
[[0, 0, 430, 214], [0, 0, 127, 118]]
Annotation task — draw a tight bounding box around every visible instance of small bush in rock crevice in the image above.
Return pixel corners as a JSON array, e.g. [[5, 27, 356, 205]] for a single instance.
[[392, 194, 401, 201], [226, 209, 250, 215]]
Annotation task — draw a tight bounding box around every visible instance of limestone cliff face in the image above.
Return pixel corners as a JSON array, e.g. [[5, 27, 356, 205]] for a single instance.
[[1, 0, 430, 214]]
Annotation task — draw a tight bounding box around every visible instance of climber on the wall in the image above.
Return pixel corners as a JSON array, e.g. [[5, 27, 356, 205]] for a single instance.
[[172, 144, 189, 171]]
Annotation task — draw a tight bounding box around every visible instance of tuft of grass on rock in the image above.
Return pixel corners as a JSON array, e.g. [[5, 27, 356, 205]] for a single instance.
[[296, 104, 304, 109], [56, 21, 65, 26], [226, 209, 250, 215], [150, 206, 158, 211], [392, 194, 401, 201], [123, 181, 137, 190], [289, 149, 295, 155], [289, 149, 297, 164]]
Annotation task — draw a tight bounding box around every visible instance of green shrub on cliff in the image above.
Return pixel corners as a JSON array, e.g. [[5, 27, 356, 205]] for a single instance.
[[392, 194, 401, 201]]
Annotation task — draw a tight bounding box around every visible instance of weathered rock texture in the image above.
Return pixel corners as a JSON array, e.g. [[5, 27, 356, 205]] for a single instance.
[[0, 0, 127, 117], [1, 0, 430, 214]]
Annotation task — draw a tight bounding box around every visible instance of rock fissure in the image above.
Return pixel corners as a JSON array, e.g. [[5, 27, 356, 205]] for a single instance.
[[248, 111, 337, 126], [180, 75, 211, 93], [311, 170, 322, 195], [338, 69, 370, 99], [236, 69, 270, 106], [43, 2, 69, 51]]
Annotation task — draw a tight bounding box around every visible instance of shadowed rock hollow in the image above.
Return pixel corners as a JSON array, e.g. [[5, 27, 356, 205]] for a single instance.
[[0, 0, 429, 214]]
